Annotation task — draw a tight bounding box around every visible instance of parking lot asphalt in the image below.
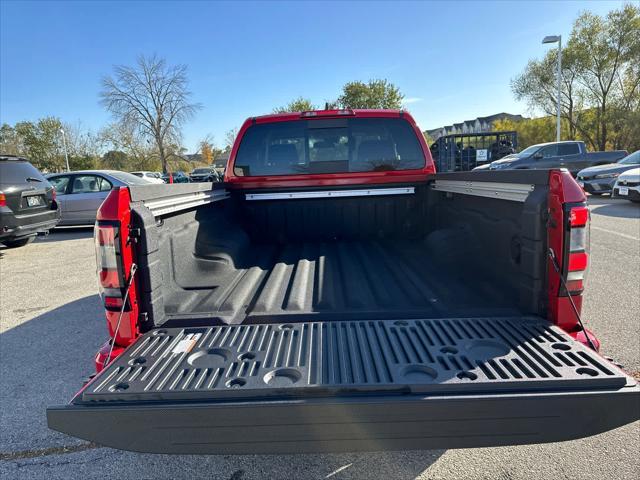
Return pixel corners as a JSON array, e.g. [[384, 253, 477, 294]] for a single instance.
[[1, 197, 638, 480]]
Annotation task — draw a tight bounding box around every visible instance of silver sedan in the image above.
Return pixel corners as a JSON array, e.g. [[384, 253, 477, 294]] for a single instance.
[[45, 170, 151, 226]]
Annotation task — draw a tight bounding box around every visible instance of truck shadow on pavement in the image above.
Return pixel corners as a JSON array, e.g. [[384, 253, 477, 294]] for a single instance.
[[0, 227, 93, 255], [36, 227, 94, 243], [0, 295, 443, 480]]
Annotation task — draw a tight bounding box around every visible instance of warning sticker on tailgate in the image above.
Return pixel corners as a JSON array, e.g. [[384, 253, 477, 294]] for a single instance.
[[171, 333, 201, 354]]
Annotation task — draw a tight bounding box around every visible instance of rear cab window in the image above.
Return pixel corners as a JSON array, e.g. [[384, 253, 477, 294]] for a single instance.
[[233, 117, 426, 177]]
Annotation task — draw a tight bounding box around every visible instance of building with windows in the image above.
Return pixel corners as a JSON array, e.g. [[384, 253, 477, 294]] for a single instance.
[[425, 113, 525, 140]]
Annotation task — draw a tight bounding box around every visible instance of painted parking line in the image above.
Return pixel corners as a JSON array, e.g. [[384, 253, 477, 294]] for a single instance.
[[591, 225, 640, 241]]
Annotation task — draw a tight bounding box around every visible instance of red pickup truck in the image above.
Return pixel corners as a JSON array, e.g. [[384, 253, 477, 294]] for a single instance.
[[47, 109, 639, 454]]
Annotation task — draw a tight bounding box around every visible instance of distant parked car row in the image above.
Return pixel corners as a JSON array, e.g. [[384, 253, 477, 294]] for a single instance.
[[3, 146, 634, 251], [1, 157, 229, 248], [577, 150, 640, 196], [474, 141, 628, 175], [189, 167, 222, 182], [130, 171, 165, 184]]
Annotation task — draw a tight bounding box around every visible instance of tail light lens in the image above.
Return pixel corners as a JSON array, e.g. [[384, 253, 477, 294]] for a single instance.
[[565, 206, 590, 293], [95, 224, 124, 295], [0, 192, 6, 207]]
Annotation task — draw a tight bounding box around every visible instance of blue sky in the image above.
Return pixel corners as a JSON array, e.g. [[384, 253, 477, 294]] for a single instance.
[[0, 0, 626, 152]]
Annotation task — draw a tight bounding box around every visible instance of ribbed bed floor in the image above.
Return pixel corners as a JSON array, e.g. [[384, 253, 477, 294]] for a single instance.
[[166, 239, 519, 324]]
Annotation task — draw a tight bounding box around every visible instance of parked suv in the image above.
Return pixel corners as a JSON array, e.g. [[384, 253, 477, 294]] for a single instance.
[[0, 155, 60, 248]]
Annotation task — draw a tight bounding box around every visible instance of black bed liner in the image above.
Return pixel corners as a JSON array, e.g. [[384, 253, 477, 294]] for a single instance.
[[78, 317, 626, 403], [162, 239, 522, 324]]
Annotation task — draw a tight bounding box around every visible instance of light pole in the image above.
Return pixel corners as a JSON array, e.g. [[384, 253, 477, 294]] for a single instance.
[[59, 128, 70, 172], [542, 35, 562, 142]]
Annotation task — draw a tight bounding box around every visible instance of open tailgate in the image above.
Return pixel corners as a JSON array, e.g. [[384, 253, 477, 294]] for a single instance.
[[47, 317, 640, 454]]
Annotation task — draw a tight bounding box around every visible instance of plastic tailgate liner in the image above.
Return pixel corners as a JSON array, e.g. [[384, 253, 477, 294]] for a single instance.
[[48, 316, 640, 454], [80, 317, 628, 403]]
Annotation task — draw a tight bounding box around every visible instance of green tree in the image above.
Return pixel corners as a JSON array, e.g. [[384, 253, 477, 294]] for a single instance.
[[493, 117, 558, 148], [512, 4, 640, 151], [512, 47, 583, 141], [337, 79, 404, 109], [102, 150, 129, 170], [0, 124, 21, 155], [569, 4, 640, 150], [2, 119, 100, 171], [69, 154, 98, 170], [423, 132, 435, 146], [100, 54, 201, 173], [273, 97, 317, 113], [14, 117, 65, 171]]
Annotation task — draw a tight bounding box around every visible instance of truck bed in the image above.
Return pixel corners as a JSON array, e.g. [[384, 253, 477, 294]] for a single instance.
[[165, 239, 520, 324], [47, 175, 640, 454]]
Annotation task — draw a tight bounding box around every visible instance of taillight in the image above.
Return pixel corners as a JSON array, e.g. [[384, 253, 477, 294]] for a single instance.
[[547, 170, 588, 333], [94, 187, 139, 350], [0, 192, 6, 207], [95, 223, 124, 295], [565, 206, 590, 293], [569, 206, 588, 227]]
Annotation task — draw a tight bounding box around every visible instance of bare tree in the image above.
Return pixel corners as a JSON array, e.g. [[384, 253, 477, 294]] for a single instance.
[[100, 54, 201, 173], [224, 127, 239, 152]]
